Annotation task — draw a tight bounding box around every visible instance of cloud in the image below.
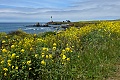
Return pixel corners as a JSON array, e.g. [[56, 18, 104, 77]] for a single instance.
[[0, 0, 120, 22]]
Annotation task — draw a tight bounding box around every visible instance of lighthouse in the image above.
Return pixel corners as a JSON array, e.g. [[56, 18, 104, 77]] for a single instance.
[[50, 16, 53, 22]]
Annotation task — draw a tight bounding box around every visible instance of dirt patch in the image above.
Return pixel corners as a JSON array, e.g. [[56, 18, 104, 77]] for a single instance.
[[107, 64, 120, 80]]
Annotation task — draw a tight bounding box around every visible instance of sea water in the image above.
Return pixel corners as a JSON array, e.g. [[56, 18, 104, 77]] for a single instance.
[[0, 22, 62, 34]]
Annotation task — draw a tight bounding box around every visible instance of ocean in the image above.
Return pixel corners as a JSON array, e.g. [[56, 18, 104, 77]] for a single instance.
[[0, 22, 62, 34]]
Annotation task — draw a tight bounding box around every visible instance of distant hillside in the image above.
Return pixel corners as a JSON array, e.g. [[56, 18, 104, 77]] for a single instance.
[[73, 19, 120, 28]]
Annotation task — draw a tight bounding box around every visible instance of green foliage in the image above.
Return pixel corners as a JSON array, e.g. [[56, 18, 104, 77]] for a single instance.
[[41, 31, 56, 37], [7, 30, 30, 38], [0, 21, 120, 80]]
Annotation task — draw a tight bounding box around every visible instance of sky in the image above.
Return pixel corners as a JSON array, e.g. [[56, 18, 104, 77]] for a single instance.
[[0, 0, 120, 22]]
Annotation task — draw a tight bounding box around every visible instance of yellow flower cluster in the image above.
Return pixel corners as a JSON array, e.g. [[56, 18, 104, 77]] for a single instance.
[[65, 47, 70, 52], [2, 49, 7, 53], [60, 49, 71, 62], [7, 60, 11, 66]]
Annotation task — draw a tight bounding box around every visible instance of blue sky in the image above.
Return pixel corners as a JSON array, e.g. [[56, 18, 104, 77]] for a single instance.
[[0, 0, 120, 22]]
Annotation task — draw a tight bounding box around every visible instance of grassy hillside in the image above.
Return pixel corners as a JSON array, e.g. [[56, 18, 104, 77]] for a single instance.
[[0, 21, 120, 80]]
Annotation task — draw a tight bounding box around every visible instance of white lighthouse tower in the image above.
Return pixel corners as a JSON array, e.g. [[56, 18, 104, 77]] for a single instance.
[[50, 16, 53, 22]]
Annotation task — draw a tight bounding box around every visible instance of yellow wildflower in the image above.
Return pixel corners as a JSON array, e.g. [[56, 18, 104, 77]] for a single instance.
[[70, 50, 73, 52], [35, 54, 38, 58], [34, 34, 37, 37], [53, 46, 57, 50], [42, 48, 48, 51], [66, 58, 70, 61], [65, 47, 70, 52], [49, 54, 52, 58], [15, 66, 18, 70], [53, 43, 57, 46], [5, 36, 8, 38], [2, 49, 7, 53], [16, 56, 19, 58], [27, 60, 31, 65], [62, 55, 66, 60], [41, 53, 45, 58], [22, 66, 25, 69], [8, 63, 11, 66], [22, 62, 25, 64], [11, 53, 16, 59], [37, 38, 43, 41], [41, 53, 44, 55], [62, 49, 66, 53], [12, 66, 14, 69], [72, 46, 74, 48], [29, 68, 32, 70], [4, 73, 7, 76], [66, 44, 69, 46], [2, 40, 6, 43], [1, 60, 4, 64], [60, 53, 64, 57], [62, 62, 67, 65], [11, 45, 15, 48], [46, 55, 49, 59], [21, 49, 25, 53], [7, 60, 11, 63], [30, 47, 33, 51], [42, 55, 45, 58], [41, 60, 46, 65], [3, 68, 8, 71], [42, 47, 46, 51]]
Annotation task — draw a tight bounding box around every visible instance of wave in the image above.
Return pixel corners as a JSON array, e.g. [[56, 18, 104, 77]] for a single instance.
[[24, 28, 39, 30]]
